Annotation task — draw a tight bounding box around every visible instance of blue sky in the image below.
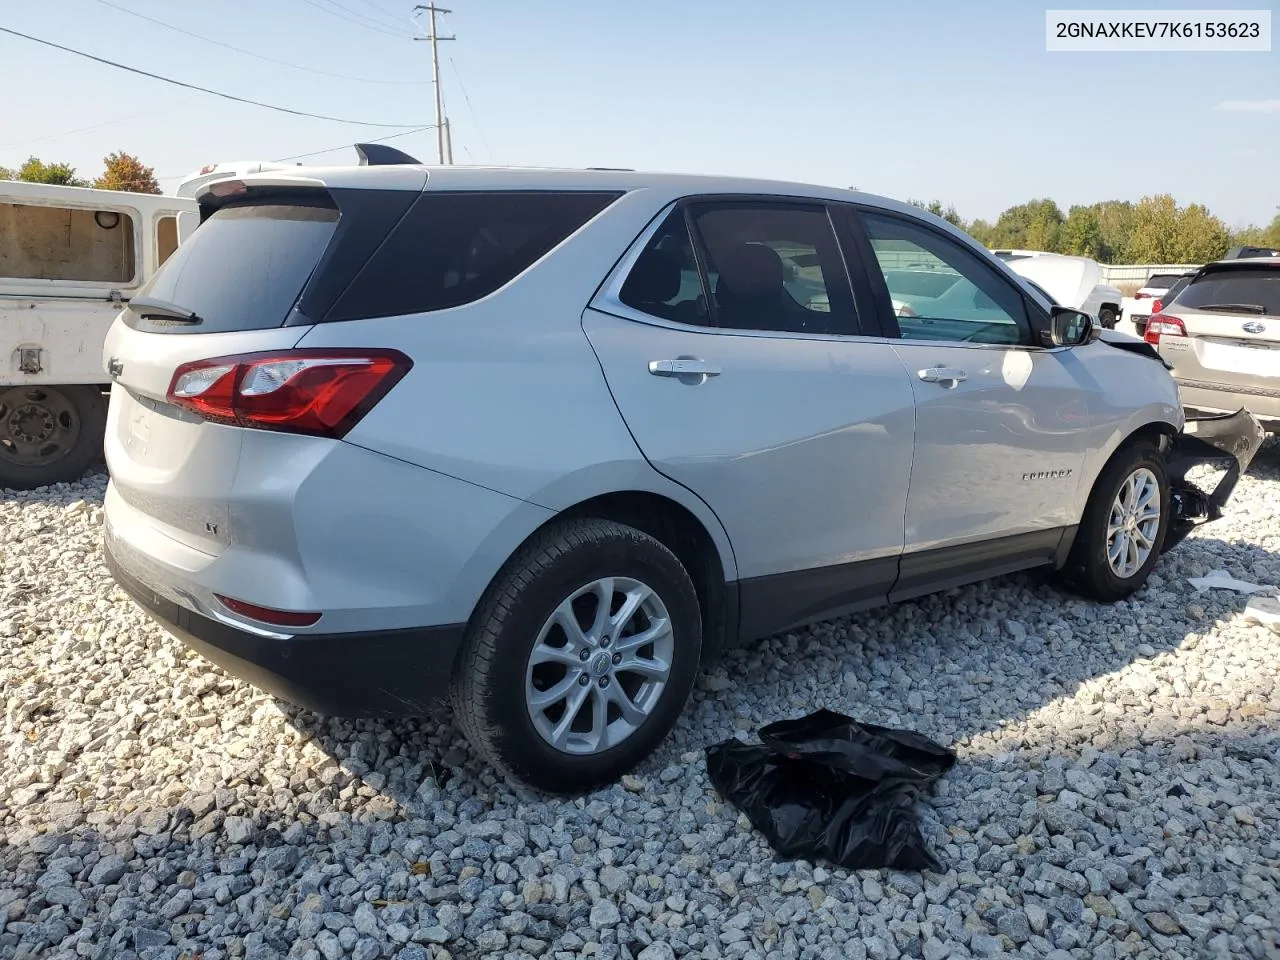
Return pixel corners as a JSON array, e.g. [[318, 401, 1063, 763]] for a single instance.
[[2, 0, 1276, 227]]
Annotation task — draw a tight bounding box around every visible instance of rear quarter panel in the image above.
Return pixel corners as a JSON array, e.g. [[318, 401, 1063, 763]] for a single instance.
[[294, 186, 740, 582]]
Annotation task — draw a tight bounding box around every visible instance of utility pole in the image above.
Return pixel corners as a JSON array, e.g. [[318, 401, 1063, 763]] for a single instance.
[[444, 118, 454, 164], [412, 4, 454, 164]]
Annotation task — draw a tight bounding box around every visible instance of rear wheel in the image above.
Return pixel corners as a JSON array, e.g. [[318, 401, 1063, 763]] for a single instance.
[[451, 518, 702, 794], [1057, 440, 1169, 601], [0, 385, 105, 491], [1098, 306, 1118, 329]]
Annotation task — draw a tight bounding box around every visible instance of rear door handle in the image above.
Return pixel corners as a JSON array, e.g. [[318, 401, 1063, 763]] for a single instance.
[[918, 366, 967, 386], [649, 359, 722, 380]]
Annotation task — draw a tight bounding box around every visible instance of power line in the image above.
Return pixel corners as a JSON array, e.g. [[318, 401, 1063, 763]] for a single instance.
[[325, 0, 415, 33], [449, 56, 494, 163], [0, 98, 192, 149], [273, 124, 437, 162], [346, 0, 412, 24], [96, 0, 428, 85], [301, 0, 414, 39], [0, 26, 425, 128]]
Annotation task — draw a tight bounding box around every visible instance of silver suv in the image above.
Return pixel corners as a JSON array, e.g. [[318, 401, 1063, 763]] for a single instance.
[[100, 155, 1259, 792]]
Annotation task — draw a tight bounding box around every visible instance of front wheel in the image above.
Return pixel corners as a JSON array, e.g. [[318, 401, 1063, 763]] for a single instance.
[[451, 518, 702, 794], [1056, 440, 1170, 601], [0, 385, 106, 491]]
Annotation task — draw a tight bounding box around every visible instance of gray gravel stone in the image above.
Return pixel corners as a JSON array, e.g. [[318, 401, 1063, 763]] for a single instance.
[[3, 459, 1279, 960]]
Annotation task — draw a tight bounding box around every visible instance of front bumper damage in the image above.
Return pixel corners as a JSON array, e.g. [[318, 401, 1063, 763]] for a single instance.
[[1162, 408, 1267, 553]]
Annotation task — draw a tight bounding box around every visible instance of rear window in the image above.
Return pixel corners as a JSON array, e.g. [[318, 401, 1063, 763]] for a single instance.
[[325, 190, 621, 322], [126, 202, 338, 334], [1176, 268, 1280, 317], [1144, 273, 1182, 288]]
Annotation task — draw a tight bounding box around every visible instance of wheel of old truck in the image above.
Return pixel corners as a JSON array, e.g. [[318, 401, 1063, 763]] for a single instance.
[[0, 385, 106, 491], [1098, 307, 1118, 329], [1057, 439, 1171, 602], [451, 518, 702, 794]]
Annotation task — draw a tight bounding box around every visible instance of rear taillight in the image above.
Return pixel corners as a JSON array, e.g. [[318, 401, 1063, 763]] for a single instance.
[[1144, 316, 1185, 345], [1135, 292, 1152, 300], [167, 349, 412, 438], [1151, 298, 1164, 314]]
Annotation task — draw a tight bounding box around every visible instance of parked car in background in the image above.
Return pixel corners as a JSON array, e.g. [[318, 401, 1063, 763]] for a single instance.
[[1147, 256, 1280, 432], [101, 154, 1259, 792], [1120, 271, 1194, 332], [1124, 271, 1196, 338], [0, 179, 197, 489], [991, 250, 1124, 327], [1225, 245, 1280, 260]]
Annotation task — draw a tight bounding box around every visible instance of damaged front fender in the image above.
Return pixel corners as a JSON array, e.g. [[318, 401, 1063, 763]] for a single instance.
[[1163, 408, 1267, 553]]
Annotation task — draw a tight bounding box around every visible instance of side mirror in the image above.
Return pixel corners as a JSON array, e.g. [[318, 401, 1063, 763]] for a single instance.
[[1039, 306, 1095, 347]]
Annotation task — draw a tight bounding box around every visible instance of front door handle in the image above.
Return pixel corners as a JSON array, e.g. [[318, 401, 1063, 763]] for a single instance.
[[649, 358, 722, 383], [918, 366, 967, 386]]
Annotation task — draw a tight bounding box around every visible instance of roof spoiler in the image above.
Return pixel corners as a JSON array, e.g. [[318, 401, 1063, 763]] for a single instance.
[[355, 143, 422, 166]]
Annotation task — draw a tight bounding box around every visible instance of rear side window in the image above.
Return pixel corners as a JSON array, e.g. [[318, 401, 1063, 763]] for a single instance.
[[126, 202, 338, 334], [1176, 268, 1280, 316], [0, 202, 136, 283], [327, 191, 620, 322]]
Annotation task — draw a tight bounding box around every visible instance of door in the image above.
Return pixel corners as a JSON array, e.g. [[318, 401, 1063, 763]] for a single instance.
[[847, 209, 1092, 593], [584, 199, 917, 638]]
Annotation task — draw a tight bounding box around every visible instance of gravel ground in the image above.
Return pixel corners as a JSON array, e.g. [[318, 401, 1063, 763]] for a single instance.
[[2, 452, 1279, 960]]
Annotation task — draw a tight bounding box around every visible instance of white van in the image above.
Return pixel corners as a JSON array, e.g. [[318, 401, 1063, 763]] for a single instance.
[[1, 180, 199, 488]]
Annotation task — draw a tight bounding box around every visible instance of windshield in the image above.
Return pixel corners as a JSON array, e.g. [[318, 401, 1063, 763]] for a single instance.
[[125, 202, 339, 335], [1176, 268, 1280, 316]]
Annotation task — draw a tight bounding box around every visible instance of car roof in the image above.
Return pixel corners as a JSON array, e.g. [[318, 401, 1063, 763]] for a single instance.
[[223, 162, 919, 212], [1198, 256, 1280, 271]]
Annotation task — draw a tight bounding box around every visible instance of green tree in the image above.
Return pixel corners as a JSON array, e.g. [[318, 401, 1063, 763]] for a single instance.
[[1123, 194, 1181, 262], [966, 218, 996, 247], [985, 199, 1065, 251], [1, 155, 89, 186], [1173, 203, 1231, 262], [1061, 205, 1103, 258], [93, 151, 161, 194]]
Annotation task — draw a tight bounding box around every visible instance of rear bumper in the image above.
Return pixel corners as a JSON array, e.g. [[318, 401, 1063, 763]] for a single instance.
[[1163, 408, 1267, 553], [104, 538, 465, 718]]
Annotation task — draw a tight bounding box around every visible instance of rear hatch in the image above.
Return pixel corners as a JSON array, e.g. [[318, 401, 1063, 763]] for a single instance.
[[1152, 262, 1280, 392], [103, 172, 424, 555]]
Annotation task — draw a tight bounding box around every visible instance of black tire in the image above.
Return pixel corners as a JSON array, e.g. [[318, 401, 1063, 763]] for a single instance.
[[450, 518, 702, 794], [1056, 439, 1170, 602], [0, 385, 106, 491], [1098, 306, 1118, 329]]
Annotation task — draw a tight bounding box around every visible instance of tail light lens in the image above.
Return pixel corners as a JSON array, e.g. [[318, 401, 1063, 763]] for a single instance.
[[167, 349, 412, 438], [1134, 292, 1152, 300], [1151, 298, 1164, 314], [1144, 316, 1186, 345]]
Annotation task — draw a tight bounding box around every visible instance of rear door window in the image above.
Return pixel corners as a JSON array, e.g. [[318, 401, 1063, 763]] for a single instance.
[[125, 201, 339, 334], [1175, 268, 1280, 316], [685, 201, 858, 335], [326, 191, 621, 322]]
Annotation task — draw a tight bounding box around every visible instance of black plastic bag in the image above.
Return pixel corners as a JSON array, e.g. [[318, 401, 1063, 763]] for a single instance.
[[705, 708, 956, 871]]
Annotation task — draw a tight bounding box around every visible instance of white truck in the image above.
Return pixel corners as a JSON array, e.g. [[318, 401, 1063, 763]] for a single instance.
[[1, 179, 200, 489], [991, 249, 1125, 329]]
